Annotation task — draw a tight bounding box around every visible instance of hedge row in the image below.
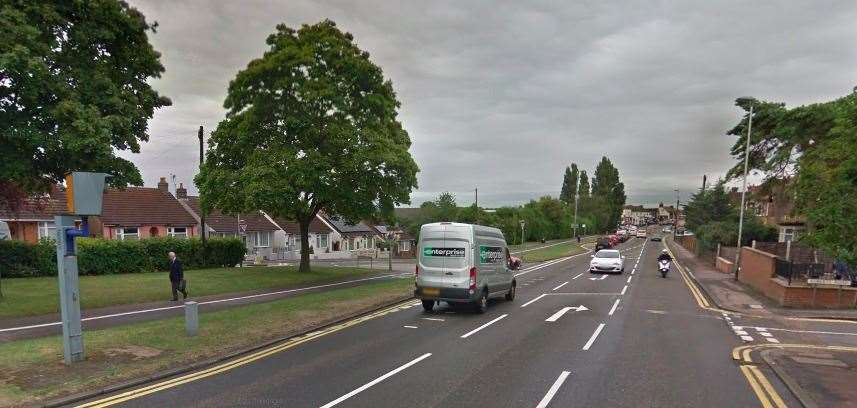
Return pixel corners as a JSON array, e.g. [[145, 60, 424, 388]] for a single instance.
[[0, 237, 246, 278]]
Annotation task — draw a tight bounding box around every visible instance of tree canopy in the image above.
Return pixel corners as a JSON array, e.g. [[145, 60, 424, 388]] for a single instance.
[[559, 164, 579, 204], [590, 156, 626, 229], [0, 0, 170, 211], [196, 20, 419, 272]]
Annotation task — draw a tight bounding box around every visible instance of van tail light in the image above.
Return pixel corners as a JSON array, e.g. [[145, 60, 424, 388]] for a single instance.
[[415, 265, 419, 276], [469, 267, 478, 290]]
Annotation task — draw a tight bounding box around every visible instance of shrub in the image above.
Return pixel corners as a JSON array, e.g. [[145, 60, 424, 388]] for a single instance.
[[0, 237, 245, 278]]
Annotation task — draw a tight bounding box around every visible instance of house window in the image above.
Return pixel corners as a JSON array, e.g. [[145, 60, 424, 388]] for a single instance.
[[38, 221, 56, 240], [168, 227, 188, 239], [779, 227, 800, 242], [399, 240, 411, 252], [117, 227, 139, 240], [252, 231, 270, 248], [316, 234, 328, 248]]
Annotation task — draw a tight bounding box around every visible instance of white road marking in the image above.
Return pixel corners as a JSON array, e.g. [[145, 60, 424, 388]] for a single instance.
[[759, 332, 773, 337], [460, 314, 508, 338], [582, 323, 606, 350], [608, 299, 621, 316], [0, 273, 408, 334], [752, 327, 857, 337], [626, 275, 632, 284], [734, 330, 749, 336], [741, 335, 754, 342], [403, 325, 418, 329], [421, 318, 444, 322], [536, 371, 571, 408], [546, 307, 574, 322], [766, 338, 780, 343], [320, 353, 432, 408], [571, 273, 583, 280], [552, 282, 569, 291], [589, 275, 608, 281], [521, 294, 548, 308], [620, 285, 628, 295]]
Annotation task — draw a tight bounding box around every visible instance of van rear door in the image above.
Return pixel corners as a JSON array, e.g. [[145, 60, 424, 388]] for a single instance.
[[441, 225, 471, 290], [419, 228, 448, 289]]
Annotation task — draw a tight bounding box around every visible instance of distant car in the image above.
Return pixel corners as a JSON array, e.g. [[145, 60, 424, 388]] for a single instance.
[[595, 237, 612, 251], [590, 249, 625, 274], [650, 236, 662, 242], [608, 234, 620, 247], [662, 227, 672, 233], [636, 230, 647, 238]]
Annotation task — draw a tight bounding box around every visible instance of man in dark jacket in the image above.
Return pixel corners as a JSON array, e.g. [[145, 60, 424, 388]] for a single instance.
[[169, 251, 188, 301]]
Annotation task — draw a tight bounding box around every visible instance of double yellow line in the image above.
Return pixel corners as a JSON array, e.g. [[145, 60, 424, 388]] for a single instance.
[[76, 300, 420, 407], [661, 242, 713, 310]]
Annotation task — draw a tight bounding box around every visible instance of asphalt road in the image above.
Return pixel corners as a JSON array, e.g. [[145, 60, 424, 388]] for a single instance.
[[74, 234, 799, 408]]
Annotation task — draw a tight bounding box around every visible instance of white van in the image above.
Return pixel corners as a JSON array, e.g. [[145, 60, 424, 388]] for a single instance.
[[415, 222, 517, 313]]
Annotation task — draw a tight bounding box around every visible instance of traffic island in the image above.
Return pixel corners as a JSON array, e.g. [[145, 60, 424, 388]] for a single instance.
[[0, 279, 414, 407]]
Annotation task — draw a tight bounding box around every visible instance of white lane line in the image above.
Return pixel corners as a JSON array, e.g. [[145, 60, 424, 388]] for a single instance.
[[755, 327, 857, 337], [521, 294, 548, 308], [552, 282, 569, 291], [620, 285, 628, 295], [546, 307, 574, 322], [766, 338, 781, 343], [460, 314, 509, 338], [571, 273, 583, 280], [0, 273, 407, 334], [626, 275, 632, 284], [608, 299, 621, 316], [320, 353, 432, 408], [422, 318, 445, 322], [734, 330, 749, 336], [536, 371, 571, 408], [582, 323, 606, 350], [740, 335, 754, 342], [403, 325, 418, 329]]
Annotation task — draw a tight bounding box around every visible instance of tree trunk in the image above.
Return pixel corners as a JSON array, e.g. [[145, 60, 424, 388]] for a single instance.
[[299, 217, 311, 272]]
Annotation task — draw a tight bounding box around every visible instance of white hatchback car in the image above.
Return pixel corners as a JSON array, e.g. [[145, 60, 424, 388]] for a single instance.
[[589, 249, 625, 274]]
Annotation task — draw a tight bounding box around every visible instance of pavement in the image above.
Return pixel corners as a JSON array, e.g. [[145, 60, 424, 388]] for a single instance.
[[68, 232, 803, 408]]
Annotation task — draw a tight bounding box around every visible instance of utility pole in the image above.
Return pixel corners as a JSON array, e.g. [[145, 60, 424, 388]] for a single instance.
[[734, 103, 754, 280], [198, 126, 206, 263], [573, 187, 580, 238], [673, 189, 679, 239], [702, 174, 707, 191], [475, 187, 478, 208]]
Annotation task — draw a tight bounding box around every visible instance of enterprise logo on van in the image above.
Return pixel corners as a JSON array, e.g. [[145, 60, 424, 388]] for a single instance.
[[479, 246, 503, 264], [422, 247, 465, 257]]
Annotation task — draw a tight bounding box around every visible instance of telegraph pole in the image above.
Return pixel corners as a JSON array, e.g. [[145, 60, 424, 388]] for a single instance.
[[198, 126, 206, 263], [475, 187, 478, 208], [573, 188, 580, 238]]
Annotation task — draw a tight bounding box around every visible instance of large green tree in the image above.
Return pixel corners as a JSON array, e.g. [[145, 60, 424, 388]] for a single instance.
[[590, 156, 626, 229], [196, 20, 419, 272], [578, 170, 590, 199], [726, 89, 857, 263], [559, 163, 579, 204], [684, 180, 736, 232], [0, 1, 170, 211]]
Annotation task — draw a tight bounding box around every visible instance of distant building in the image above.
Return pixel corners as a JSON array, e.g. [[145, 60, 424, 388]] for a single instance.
[[729, 181, 805, 242]]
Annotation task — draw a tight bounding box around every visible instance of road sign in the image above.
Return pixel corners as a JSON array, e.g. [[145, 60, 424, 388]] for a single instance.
[[807, 278, 851, 286]]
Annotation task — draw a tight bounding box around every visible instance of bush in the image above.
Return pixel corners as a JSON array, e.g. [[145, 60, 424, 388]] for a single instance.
[[0, 237, 245, 278]]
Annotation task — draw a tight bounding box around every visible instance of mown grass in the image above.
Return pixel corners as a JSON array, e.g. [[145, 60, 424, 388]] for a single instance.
[[519, 241, 587, 262], [0, 266, 379, 319], [0, 278, 414, 407]]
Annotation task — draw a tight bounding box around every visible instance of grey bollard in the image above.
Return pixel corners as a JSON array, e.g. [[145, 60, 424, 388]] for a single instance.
[[185, 301, 198, 336]]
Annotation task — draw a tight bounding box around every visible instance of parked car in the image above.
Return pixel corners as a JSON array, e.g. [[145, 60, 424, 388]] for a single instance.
[[650, 235, 662, 242], [589, 249, 625, 274], [415, 222, 516, 313], [609, 234, 621, 247], [595, 237, 612, 251]]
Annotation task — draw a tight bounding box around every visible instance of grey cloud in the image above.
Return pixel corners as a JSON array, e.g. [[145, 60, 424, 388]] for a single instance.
[[125, 0, 857, 208]]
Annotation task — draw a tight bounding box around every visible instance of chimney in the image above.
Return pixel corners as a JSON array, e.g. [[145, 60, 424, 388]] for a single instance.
[[176, 183, 187, 199], [157, 177, 169, 193]]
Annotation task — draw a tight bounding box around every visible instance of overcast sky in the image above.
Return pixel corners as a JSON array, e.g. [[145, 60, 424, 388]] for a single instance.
[[124, 0, 857, 208]]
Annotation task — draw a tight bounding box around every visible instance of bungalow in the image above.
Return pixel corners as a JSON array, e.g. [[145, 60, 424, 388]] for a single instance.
[[269, 215, 336, 260], [0, 186, 69, 243], [174, 184, 280, 260], [372, 224, 416, 258], [321, 214, 383, 256], [92, 177, 198, 240]]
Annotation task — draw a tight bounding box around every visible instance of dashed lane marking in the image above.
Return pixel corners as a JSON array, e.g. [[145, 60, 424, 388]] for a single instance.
[[460, 314, 508, 339], [582, 323, 606, 350], [552, 282, 569, 291], [608, 299, 621, 316], [320, 353, 432, 408], [521, 294, 548, 308], [535, 371, 571, 408]]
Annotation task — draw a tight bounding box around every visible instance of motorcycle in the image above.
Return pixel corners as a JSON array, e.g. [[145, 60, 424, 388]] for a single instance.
[[658, 260, 670, 278]]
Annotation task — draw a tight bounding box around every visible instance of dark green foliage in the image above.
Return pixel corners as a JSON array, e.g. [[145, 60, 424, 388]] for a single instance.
[[684, 181, 736, 232], [0, 238, 245, 278], [559, 164, 579, 204], [0, 0, 170, 210], [196, 20, 418, 272]]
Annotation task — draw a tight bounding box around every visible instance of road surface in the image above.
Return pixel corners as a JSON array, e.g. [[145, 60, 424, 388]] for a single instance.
[[74, 234, 810, 407]]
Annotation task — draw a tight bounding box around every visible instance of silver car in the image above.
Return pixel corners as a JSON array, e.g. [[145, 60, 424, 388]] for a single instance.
[[589, 249, 625, 274]]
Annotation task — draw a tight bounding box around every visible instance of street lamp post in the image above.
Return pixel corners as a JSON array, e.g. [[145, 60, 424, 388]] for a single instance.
[[673, 189, 679, 239], [573, 188, 580, 239], [519, 220, 526, 252], [734, 103, 754, 280]]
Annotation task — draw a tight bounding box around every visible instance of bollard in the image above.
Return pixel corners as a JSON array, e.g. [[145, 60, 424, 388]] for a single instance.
[[185, 301, 198, 336]]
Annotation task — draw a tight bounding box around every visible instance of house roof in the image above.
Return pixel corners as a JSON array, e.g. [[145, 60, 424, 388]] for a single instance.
[[100, 187, 197, 226], [271, 216, 331, 234], [0, 186, 68, 221], [183, 197, 277, 233], [324, 215, 379, 236]]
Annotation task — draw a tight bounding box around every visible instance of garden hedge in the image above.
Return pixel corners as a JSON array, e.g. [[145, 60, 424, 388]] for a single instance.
[[0, 237, 246, 278]]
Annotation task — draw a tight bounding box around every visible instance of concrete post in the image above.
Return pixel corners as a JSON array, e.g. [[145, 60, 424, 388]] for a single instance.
[[185, 301, 199, 336], [752, 240, 756, 249], [55, 215, 84, 364], [785, 240, 792, 261], [716, 243, 721, 258]]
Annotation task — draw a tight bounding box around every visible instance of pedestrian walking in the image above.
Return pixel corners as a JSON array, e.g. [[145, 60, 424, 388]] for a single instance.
[[576, 235, 581, 244], [168, 251, 188, 301]]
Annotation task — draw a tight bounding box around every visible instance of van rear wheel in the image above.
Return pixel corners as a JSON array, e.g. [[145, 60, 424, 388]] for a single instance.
[[475, 291, 488, 314], [505, 283, 516, 301], [421, 299, 435, 312]]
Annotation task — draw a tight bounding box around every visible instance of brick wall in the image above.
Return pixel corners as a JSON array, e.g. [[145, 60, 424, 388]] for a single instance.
[[715, 257, 733, 274]]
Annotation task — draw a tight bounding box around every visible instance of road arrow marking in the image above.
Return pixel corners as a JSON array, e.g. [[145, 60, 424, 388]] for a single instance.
[[545, 305, 590, 322]]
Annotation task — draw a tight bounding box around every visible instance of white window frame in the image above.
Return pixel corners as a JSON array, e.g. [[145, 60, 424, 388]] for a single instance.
[[253, 231, 271, 248], [38, 221, 56, 240], [316, 233, 328, 248], [779, 227, 801, 242], [168, 227, 188, 239], [399, 240, 411, 252], [117, 227, 139, 240]]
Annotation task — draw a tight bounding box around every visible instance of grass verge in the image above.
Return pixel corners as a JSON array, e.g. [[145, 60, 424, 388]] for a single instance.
[[0, 266, 380, 319], [0, 278, 414, 407], [520, 242, 587, 262]]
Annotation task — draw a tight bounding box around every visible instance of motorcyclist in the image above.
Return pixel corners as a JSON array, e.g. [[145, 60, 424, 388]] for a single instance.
[[657, 249, 672, 263]]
